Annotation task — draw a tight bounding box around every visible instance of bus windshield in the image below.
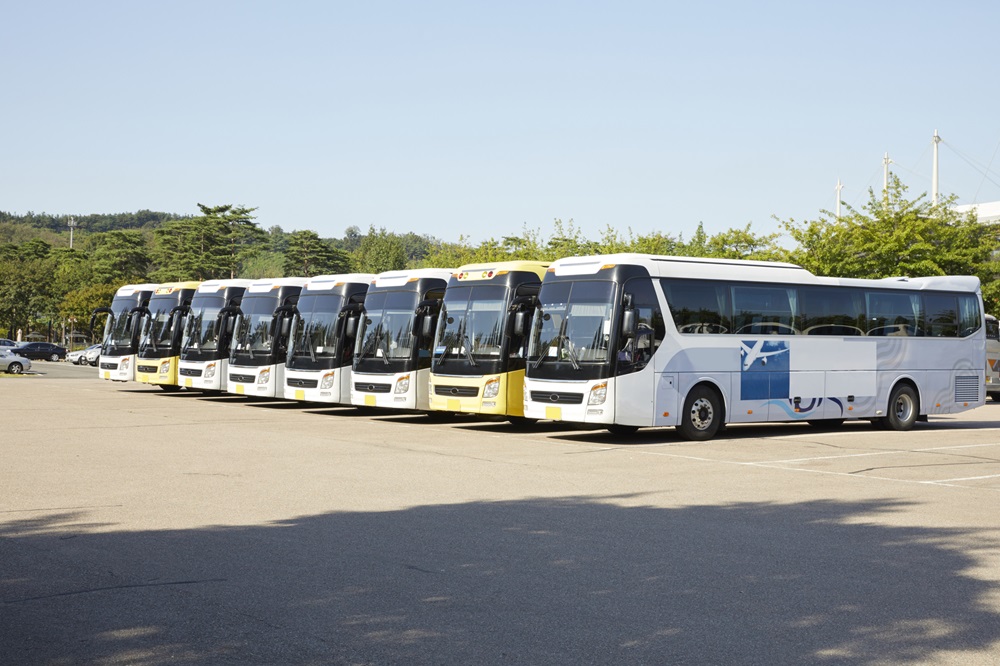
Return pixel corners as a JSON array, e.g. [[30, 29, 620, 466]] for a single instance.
[[102, 297, 138, 356], [354, 290, 419, 373], [138, 297, 180, 357], [432, 284, 508, 375], [527, 279, 616, 381], [287, 292, 348, 370], [231, 294, 281, 364], [180, 295, 227, 360]]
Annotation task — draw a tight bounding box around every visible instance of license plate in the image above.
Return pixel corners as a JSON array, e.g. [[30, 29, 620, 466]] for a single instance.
[[448, 398, 461, 411], [236, 385, 244, 395], [295, 390, 305, 400], [185, 378, 193, 388], [365, 394, 376, 406], [546, 406, 562, 420]]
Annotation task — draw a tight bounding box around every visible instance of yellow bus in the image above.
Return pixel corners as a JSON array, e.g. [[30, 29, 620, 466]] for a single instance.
[[428, 261, 548, 422], [134, 281, 201, 390]]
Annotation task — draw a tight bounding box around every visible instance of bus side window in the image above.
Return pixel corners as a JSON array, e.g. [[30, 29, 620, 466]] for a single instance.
[[617, 278, 665, 375], [661, 279, 730, 334]]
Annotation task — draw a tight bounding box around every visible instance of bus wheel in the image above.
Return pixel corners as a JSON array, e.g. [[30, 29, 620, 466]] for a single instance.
[[884, 384, 918, 431], [679, 385, 722, 441], [606, 424, 639, 436]]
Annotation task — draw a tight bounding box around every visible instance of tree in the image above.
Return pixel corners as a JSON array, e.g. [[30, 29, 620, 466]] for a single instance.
[[782, 176, 1000, 310], [197, 204, 268, 279], [90, 230, 151, 284], [283, 230, 352, 277], [353, 226, 407, 273]]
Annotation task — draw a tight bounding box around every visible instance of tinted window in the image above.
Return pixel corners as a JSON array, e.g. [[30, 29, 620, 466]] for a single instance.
[[923, 293, 958, 337], [958, 295, 982, 338], [661, 279, 731, 334], [866, 292, 921, 336], [798, 287, 864, 336], [617, 278, 665, 375], [732, 285, 797, 335]]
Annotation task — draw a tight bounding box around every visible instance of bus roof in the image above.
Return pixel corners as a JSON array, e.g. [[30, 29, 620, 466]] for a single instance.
[[245, 277, 310, 293], [113, 283, 159, 297], [195, 279, 256, 293], [153, 281, 202, 295], [453, 260, 549, 281], [371, 268, 454, 289], [304, 273, 378, 292], [548, 253, 981, 293]]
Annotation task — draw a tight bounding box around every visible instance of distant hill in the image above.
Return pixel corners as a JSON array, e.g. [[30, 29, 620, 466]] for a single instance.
[[0, 210, 189, 234]]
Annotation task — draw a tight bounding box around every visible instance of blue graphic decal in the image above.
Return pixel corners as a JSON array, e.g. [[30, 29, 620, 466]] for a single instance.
[[740, 340, 790, 400]]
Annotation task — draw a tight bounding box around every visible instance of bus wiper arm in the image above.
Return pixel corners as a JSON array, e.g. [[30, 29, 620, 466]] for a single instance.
[[304, 324, 317, 363], [461, 333, 478, 367]]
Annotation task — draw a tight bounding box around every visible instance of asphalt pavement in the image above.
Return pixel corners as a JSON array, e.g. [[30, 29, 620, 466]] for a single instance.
[[2, 364, 1000, 665]]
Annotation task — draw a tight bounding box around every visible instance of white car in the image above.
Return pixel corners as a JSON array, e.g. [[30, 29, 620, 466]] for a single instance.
[[67, 344, 101, 366], [0, 349, 31, 374]]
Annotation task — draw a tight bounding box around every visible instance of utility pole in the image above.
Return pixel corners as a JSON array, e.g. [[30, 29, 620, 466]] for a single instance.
[[68, 217, 78, 249], [931, 129, 941, 205], [835, 178, 843, 218], [882, 152, 892, 193]]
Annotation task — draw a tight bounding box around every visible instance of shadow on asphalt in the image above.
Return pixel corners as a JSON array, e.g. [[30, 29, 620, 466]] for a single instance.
[[2, 498, 998, 664]]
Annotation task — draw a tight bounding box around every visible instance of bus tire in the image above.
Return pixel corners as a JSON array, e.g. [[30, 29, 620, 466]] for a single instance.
[[606, 424, 639, 436], [884, 383, 919, 431], [679, 385, 722, 441]]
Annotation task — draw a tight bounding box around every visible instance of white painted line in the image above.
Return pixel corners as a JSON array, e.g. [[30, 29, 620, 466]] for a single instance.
[[924, 473, 1000, 484]]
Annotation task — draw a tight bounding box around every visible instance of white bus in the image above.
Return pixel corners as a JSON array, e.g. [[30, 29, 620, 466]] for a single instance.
[[91, 283, 159, 382], [284, 273, 375, 404], [986, 314, 1000, 402], [227, 278, 309, 397], [350, 268, 452, 410], [178, 279, 255, 391], [522, 253, 986, 440]]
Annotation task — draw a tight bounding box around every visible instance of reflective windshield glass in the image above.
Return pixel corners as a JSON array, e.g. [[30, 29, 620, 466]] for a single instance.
[[433, 284, 508, 371], [288, 292, 347, 368], [181, 295, 226, 354], [354, 290, 419, 369], [527, 280, 616, 377], [103, 296, 136, 352], [138, 296, 180, 356], [232, 294, 279, 358]]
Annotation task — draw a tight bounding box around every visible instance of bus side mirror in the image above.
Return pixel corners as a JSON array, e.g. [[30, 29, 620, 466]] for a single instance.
[[512, 311, 527, 337], [345, 314, 358, 339], [421, 315, 434, 339], [622, 309, 637, 339]]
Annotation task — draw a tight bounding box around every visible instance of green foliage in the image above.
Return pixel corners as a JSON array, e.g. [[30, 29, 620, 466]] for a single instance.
[[353, 226, 407, 273], [238, 251, 286, 279], [283, 230, 352, 277], [90, 231, 151, 284]]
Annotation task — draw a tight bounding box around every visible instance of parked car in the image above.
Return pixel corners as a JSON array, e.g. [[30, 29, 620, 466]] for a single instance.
[[68, 343, 102, 366], [12, 342, 68, 361], [0, 349, 31, 374], [0, 338, 16, 348]]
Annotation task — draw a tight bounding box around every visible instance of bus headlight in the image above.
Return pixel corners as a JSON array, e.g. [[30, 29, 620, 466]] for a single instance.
[[204, 362, 216, 379], [588, 381, 608, 405], [120, 358, 130, 371], [159, 360, 170, 376], [395, 374, 410, 394], [320, 371, 336, 389], [258, 368, 271, 385], [483, 377, 500, 399]]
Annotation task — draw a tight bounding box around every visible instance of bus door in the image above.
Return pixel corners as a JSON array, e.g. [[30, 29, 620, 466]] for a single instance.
[[615, 278, 664, 426]]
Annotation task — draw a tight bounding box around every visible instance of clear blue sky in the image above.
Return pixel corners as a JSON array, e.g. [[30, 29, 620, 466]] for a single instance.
[[4, 1, 999, 246]]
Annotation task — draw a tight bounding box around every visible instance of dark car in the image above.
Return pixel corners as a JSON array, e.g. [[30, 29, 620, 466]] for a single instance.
[[13, 342, 68, 361]]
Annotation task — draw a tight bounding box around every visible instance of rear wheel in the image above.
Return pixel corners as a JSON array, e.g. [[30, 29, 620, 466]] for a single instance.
[[883, 383, 919, 431], [679, 385, 723, 441], [49, 353, 59, 362], [8, 362, 23, 374]]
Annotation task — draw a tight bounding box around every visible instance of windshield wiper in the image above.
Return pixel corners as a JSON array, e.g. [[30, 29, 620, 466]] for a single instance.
[[461, 332, 478, 367], [359, 322, 389, 365], [532, 315, 579, 370], [304, 323, 317, 363]]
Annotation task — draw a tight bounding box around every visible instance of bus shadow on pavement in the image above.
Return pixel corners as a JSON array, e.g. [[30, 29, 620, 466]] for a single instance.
[[2, 497, 998, 665]]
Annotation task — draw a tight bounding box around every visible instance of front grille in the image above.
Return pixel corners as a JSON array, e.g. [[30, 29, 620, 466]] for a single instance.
[[137, 365, 158, 374], [287, 378, 318, 389], [179, 368, 202, 377], [100, 362, 118, 370], [354, 382, 392, 393], [530, 391, 584, 404], [955, 375, 981, 402], [230, 373, 256, 383], [434, 385, 479, 398]]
